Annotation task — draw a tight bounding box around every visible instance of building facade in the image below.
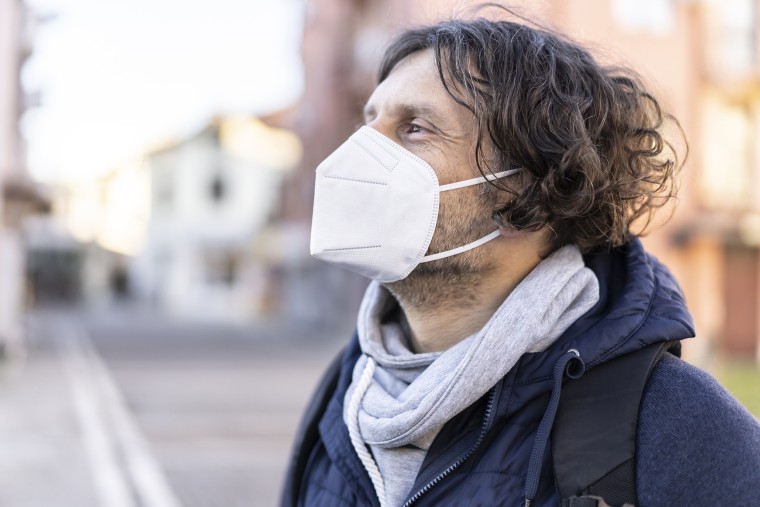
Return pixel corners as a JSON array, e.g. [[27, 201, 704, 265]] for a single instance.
[[133, 117, 299, 323], [546, 0, 760, 362], [0, 0, 46, 361]]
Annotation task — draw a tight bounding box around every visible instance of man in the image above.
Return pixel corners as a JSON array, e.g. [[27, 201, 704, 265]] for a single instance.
[[282, 15, 760, 507]]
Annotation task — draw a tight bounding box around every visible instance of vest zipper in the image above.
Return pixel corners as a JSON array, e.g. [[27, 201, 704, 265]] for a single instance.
[[401, 386, 498, 507]]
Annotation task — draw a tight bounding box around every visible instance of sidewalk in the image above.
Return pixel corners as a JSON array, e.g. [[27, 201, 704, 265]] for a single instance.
[[0, 314, 101, 507]]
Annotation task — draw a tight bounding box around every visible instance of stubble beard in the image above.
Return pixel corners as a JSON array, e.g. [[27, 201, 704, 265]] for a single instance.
[[384, 186, 499, 311]]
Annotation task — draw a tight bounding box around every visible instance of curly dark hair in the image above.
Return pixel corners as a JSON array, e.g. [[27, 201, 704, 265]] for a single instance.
[[379, 16, 686, 253]]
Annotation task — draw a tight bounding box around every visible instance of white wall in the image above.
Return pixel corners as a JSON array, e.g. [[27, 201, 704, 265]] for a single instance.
[[134, 126, 285, 322], [0, 0, 26, 358]]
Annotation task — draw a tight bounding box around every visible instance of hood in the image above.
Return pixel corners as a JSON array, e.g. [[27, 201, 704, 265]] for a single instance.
[[509, 236, 695, 386]]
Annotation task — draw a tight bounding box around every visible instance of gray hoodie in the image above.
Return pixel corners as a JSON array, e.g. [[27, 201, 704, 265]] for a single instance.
[[343, 244, 600, 507]]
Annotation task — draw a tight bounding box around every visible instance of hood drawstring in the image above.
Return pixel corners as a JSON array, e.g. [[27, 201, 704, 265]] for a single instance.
[[347, 356, 387, 507], [524, 349, 586, 507]]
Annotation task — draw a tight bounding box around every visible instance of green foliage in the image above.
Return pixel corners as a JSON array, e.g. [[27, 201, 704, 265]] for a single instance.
[[716, 361, 760, 418]]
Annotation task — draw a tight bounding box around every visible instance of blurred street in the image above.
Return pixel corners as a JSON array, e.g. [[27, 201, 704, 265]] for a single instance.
[[0, 306, 347, 507], [0, 1, 759, 506]]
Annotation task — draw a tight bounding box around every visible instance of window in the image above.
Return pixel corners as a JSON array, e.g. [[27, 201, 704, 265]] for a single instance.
[[612, 0, 674, 34], [700, 94, 753, 209], [719, 0, 756, 73], [209, 173, 226, 204]]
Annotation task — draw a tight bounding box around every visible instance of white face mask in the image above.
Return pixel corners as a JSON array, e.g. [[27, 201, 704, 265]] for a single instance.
[[310, 126, 522, 283]]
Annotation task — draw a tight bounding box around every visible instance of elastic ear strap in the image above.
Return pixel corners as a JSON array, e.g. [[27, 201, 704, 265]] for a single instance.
[[420, 230, 502, 263], [438, 168, 523, 192]]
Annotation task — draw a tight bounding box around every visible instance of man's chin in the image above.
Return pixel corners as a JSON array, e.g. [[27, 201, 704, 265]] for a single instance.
[[382, 256, 489, 309]]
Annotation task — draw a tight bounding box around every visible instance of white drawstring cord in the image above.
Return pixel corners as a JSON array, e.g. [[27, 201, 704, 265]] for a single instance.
[[347, 356, 387, 507]]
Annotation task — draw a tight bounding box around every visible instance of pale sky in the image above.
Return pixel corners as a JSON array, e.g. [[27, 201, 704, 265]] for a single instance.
[[21, 0, 305, 183]]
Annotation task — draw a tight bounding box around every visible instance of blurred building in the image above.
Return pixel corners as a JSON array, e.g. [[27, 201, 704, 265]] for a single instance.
[[545, 0, 760, 363], [24, 215, 82, 303], [50, 162, 150, 305], [132, 116, 300, 323], [0, 0, 47, 359], [281, 0, 760, 362]]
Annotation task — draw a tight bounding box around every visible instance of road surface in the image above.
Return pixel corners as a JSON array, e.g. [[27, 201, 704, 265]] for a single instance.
[[0, 305, 348, 507]]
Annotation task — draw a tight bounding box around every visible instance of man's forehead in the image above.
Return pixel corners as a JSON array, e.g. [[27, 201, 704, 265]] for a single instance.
[[363, 52, 465, 125]]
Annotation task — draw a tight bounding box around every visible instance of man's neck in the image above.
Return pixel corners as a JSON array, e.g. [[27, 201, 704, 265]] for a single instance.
[[393, 264, 539, 353], [400, 283, 512, 353], [384, 232, 549, 354]]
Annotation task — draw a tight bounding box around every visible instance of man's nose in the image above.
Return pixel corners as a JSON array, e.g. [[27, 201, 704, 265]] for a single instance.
[[364, 119, 400, 145]]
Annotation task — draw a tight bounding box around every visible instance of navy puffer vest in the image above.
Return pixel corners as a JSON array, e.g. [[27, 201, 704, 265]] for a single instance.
[[294, 238, 695, 506]]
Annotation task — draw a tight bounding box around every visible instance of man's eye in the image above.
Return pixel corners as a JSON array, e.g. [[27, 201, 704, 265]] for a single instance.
[[407, 123, 425, 134]]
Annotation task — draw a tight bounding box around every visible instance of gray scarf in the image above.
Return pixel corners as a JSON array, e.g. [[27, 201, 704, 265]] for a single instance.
[[344, 244, 600, 506]]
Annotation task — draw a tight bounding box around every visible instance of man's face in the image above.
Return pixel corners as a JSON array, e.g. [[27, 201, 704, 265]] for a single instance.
[[363, 49, 481, 188], [363, 49, 500, 285]]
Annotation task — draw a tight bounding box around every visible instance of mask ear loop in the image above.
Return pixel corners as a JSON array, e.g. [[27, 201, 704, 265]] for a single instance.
[[420, 230, 502, 263], [420, 168, 524, 264], [438, 168, 523, 192]]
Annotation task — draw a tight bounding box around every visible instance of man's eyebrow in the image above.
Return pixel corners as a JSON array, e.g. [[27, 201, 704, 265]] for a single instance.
[[362, 102, 447, 124], [398, 104, 445, 122]]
